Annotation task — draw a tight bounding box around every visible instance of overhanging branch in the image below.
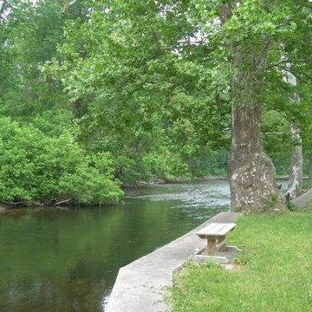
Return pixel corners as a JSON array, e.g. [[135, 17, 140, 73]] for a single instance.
[[0, 0, 7, 17], [62, 0, 79, 13], [267, 59, 311, 70]]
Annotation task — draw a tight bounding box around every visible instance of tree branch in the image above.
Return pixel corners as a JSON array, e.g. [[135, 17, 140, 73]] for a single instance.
[[295, 70, 312, 87], [0, 0, 7, 17], [267, 59, 311, 70], [62, 0, 79, 13], [219, 3, 234, 25], [55, 198, 72, 206]]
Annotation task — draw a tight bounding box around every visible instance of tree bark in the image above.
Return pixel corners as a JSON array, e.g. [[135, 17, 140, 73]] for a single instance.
[[218, 2, 282, 213], [283, 60, 302, 199], [229, 103, 280, 213], [228, 44, 281, 212], [287, 124, 303, 199], [308, 156, 312, 190]]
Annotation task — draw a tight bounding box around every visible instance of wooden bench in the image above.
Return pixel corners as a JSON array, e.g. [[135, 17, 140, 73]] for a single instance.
[[196, 223, 236, 256]]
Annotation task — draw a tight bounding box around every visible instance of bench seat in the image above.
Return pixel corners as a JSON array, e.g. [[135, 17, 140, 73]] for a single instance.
[[196, 223, 236, 255]]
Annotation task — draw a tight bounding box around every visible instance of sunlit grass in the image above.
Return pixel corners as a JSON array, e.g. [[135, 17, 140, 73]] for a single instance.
[[170, 212, 312, 311]]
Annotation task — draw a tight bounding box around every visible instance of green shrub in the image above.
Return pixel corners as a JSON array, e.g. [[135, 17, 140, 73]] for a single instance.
[[113, 148, 190, 185], [59, 153, 123, 205], [0, 117, 123, 205], [143, 149, 190, 181]]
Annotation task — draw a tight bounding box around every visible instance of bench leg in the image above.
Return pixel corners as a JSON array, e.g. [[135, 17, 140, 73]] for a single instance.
[[206, 238, 217, 255], [217, 236, 227, 252]]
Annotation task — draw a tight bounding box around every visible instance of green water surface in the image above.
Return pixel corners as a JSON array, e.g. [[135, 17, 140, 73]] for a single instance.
[[0, 180, 230, 311]]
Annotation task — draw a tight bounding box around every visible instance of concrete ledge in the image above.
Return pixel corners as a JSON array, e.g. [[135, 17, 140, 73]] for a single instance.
[[291, 188, 312, 209], [106, 211, 241, 312]]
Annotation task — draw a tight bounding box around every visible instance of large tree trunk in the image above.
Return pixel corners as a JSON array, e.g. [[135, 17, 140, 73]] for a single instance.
[[287, 124, 303, 199], [228, 45, 281, 213], [218, 2, 282, 213], [229, 103, 280, 213]]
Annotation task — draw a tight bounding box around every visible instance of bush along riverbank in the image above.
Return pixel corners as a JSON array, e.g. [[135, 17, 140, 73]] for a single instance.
[[170, 212, 312, 311], [0, 118, 123, 207]]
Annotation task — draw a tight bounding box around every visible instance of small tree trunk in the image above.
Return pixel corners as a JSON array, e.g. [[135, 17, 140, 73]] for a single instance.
[[287, 124, 303, 199], [308, 156, 312, 190], [229, 103, 280, 213]]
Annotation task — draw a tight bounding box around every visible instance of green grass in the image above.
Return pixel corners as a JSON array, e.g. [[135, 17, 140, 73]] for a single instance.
[[170, 212, 312, 312]]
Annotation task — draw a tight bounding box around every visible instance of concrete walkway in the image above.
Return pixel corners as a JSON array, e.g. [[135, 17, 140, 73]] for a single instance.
[[106, 211, 241, 312], [291, 188, 312, 209]]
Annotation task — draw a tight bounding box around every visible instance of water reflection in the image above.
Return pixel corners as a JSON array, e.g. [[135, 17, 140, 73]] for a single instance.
[[0, 180, 230, 311]]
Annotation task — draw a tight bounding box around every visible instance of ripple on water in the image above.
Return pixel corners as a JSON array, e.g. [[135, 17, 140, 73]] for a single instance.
[[130, 181, 231, 210]]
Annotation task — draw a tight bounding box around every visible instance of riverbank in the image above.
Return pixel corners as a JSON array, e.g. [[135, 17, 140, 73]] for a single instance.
[[127, 176, 229, 188], [170, 212, 312, 311], [106, 211, 240, 312], [0, 176, 229, 211], [0, 175, 291, 211]]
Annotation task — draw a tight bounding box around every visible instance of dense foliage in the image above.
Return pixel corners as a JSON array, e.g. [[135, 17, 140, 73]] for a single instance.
[[1, 0, 312, 207], [50, 0, 231, 184], [0, 117, 122, 205]]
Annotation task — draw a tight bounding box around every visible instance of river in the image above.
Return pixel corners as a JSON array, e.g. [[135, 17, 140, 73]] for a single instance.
[[0, 180, 230, 312]]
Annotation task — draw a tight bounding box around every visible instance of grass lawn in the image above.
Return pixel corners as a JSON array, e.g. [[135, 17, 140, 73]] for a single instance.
[[170, 212, 312, 311]]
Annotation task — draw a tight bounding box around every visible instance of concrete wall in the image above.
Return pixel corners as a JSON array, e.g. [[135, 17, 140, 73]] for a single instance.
[[106, 211, 240, 312]]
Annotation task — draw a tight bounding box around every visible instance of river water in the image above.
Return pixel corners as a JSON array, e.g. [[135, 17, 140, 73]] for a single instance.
[[0, 180, 230, 312]]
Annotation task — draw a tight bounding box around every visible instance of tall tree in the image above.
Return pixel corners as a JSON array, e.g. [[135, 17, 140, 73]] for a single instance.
[[283, 67, 303, 199], [53, 0, 231, 183], [219, 3, 281, 212], [192, 0, 312, 212], [287, 124, 303, 199], [54, 0, 312, 212], [0, 0, 84, 119]]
